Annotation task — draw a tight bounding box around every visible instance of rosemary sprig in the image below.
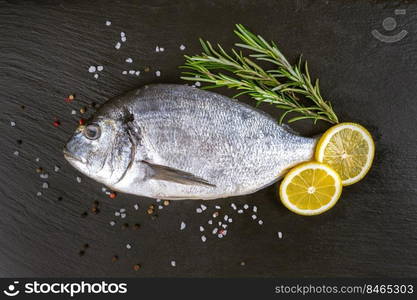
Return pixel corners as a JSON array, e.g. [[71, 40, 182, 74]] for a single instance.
[[181, 24, 339, 124]]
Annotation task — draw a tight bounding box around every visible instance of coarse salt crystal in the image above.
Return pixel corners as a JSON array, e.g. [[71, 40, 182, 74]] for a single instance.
[[251, 215, 257, 220], [71, 110, 76, 115], [253, 206, 257, 213], [120, 32, 126, 37], [159, 47, 164, 52], [88, 66, 96, 73], [212, 212, 219, 218], [105, 20, 111, 26], [258, 220, 263, 225], [215, 205, 221, 209], [228, 218, 233, 223], [201, 235, 207, 242], [244, 204, 249, 209], [115, 42, 121, 49], [134, 204, 139, 210], [42, 182, 49, 189], [94, 74, 99, 79], [102, 187, 107, 192], [121, 36, 126, 42], [218, 221, 222, 226], [222, 224, 227, 229], [120, 208, 126, 213], [36, 191, 42, 197], [180, 221, 186, 230], [180, 44, 186, 51], [195, 81, 201, 87], [218, 234, 223, 238], [40, 173, 49, 179], [196, 208, 202, 213], [97, 66, 104, 71], [155, 46, 160, 52], [129, 70, 135, 75], [122, 71, 127, 75], [115, 212, 120, 216], [54, 165, 60, 172], [135, 71, 140, 76], [224, 215, 228, 221], [171, 260, 176, 267], [199, 226, 204, 232], [125, 58, 133, 63], [237, 209, 243, 214], [231, 203, 236, 210], [278, 232, 283, 239], [155, 70, 161, 77], [10, 121, 16, 127], [156, 199, 161, 203], [200, 204, 207, 211], [76, 176, 82, 183], [208, 220, 213, 225], [126, 244, 131, 249], [121, 213, 126, 218], [212, 228, 218, 234], [110, 221, 115, 226], [158, 205, 163, 210]]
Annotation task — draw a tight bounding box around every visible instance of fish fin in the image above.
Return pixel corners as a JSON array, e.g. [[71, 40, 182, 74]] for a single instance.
[[142, 161, 216, 187]]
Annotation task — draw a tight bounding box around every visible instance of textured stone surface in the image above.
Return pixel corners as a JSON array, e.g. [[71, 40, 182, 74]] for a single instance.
[[0, 0, 416, 277]]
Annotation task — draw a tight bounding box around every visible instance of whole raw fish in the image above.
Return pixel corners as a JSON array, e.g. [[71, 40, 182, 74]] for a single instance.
[[64, 84, 317, 200]]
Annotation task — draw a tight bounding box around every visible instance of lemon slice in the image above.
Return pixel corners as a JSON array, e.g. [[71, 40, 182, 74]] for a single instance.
[[315, 122, 375, 186], [279, 162, 342, 216]]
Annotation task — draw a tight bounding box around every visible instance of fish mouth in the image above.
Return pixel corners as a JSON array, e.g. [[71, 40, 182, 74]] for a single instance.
[[63, 148, 85, 163]]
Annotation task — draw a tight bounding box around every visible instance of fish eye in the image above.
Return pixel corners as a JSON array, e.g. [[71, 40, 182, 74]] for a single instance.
[[83, 124, 101, 140]]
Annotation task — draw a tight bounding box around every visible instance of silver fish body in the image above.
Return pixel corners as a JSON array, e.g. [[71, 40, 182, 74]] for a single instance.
[[64, 84, 317, 200]]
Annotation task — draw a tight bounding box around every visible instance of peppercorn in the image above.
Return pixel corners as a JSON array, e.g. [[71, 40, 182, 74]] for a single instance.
[[80, 107, 86, 114], [144, 66, 150, 72], [79, 250, 85, 256], [109, 192, 117, 199], [133, 264, 141, 271], [146, 208, 154, 215], [163, 200, 170, 206], [122, 223, 129, 229], [91, 207, 99, 214], [81, 212, 88, 218], [112, 255, 118, 262], [36, 167, 43, 173], [53, 120, 60, 127], [133, 223, 141, 230]]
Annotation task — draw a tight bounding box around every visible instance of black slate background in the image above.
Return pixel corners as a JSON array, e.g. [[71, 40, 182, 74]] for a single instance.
[[0, 0, 416, 277]]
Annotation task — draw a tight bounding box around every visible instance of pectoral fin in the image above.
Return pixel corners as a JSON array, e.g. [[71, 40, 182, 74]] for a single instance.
[[142, 161, 215, 187]]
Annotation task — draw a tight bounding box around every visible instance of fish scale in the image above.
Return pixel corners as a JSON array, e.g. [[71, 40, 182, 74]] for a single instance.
[[64, 84, 317, 200]]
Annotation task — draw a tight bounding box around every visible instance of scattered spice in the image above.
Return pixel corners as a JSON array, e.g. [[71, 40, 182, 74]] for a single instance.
[[122, 223, 129, 229], [83, 243, 89, 249], [133, 223, 141, 230], [53, 120, 60, 127], [133, 264, 141, 271], [79, 250, 85, 256], [79, 119, 85, 125], [57, 196, 63, 201], [163, 200, 170, 206], [65, 94, 75, 103], [80, 107, 86, 114], [112, 255, 118, 262], [144, 66, 150, 72], [36, 167, 43, 173], [91, 207, 99, 214], [109, 192, 117, 199], [81, 211, 88, 218]]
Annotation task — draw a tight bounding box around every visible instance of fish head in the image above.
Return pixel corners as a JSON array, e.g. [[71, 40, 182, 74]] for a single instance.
[[63, 114, 133, 186]]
